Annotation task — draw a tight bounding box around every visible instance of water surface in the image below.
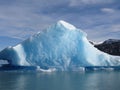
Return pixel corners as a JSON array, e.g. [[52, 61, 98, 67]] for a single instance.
[[0, 71, 120, 90]]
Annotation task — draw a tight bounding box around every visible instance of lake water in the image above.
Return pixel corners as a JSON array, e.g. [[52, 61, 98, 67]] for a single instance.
[[0, 71, 120, 90]]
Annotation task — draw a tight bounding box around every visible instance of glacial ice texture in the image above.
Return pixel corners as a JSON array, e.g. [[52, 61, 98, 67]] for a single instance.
[[0, 20, 120, 71]]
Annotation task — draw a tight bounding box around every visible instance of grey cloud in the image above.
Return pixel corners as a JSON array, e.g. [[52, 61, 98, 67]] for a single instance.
[[0, 0, 120, 44]]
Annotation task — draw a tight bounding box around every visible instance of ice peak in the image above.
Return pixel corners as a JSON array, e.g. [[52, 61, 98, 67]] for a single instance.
[[57, 20, 76, 30]]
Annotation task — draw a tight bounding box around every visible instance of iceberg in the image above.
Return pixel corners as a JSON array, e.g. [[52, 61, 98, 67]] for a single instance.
[[0, 20, 120, 71]]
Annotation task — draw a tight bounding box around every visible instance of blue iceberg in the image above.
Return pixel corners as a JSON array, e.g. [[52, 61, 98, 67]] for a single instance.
[[0, 20, 120, 71]]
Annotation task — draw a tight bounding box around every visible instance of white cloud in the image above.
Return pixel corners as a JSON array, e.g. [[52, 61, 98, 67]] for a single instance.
[[0, 4, 55, 39], [69, 0, 114, 6], [101, 8, 115, 13], [84, 23, 120, 42], [0, 0, 119, 44], [111, 24, 120, 32]]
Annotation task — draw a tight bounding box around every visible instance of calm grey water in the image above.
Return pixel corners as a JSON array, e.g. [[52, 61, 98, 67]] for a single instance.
[[0, 71, 120, 90]]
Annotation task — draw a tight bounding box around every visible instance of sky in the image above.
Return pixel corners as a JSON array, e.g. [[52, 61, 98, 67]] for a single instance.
[[0, 0, 120, 50]]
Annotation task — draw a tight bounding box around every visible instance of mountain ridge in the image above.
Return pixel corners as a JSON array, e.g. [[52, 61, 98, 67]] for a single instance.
[[94, 39, 120, 56]]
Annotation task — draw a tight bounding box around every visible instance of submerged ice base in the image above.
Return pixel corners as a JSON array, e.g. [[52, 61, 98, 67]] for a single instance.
[[0, 20, 120, 71]]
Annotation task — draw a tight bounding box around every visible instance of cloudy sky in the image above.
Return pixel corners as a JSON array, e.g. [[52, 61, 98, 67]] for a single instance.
[[0, 0, 120, 50]]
